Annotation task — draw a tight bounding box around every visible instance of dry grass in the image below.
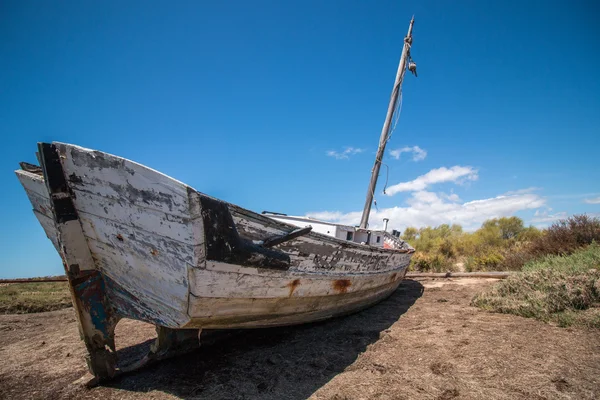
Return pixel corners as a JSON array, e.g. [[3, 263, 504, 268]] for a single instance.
[[472, 243, 600, 328], [0, 282, 71, 314]]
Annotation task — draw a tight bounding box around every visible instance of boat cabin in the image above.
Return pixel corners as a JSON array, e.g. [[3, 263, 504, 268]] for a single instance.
[[262, 212, 402, 249]]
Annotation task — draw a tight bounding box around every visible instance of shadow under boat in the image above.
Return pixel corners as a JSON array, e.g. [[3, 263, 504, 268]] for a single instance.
[[103, 279, 423, 400]]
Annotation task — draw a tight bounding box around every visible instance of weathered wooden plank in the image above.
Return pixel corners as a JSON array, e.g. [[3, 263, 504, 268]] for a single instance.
[[68, 169, 199, 326], [15, 170, 62, 261], [75, 205, 193, 327], [15, 170, 53, 218], [232, 212, 411, 273], [32, 210, 60, 251], [24, 190, 53, 218], [186, 279, 401, 329], [42, 142, 197, 329], [205, 259, 282, 277], [73, 190, 200, 245], [232, 212, 285, 239], [56, 143, 191, 218], [80, 212, 194, 272], [15, 169, 47, 196], [87, 238, 190, 327], [281, 236, 408, 273], [190, 262, 407, 299], [186, 189, 206, 270]]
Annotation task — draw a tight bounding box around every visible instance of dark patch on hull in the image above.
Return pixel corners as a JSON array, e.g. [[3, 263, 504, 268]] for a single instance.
[[69, 146, 136, 175], [38, 143, 78, 223], [107, 182, 175, 212], [198, 193, 290, 270], [19, 161, 43, 175], [68, 173, 84, 184]]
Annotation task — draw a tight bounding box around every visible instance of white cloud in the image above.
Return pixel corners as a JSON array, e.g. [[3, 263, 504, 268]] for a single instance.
[[584, 196, 600, 204], [445, 193, 461, 202], [307, 190, 545, 232], [326, 147, 364, 160], [385, 166, 478, 196], [389, 146, 427, 162], [503, 187, 542, 195]]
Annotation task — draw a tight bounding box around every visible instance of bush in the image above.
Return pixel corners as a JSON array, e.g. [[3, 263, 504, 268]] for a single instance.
[[469, 252, 505, 271], [501, 215, 600, 270], [409, 253, 455, 273], [532, 214, 600, 254], [472, 244, 600, 328], [401, 215, 599, 273]]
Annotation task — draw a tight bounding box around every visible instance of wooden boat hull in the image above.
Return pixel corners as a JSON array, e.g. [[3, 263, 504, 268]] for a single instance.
[[16, 142, 413, 382], [186, 278, 403, 329]]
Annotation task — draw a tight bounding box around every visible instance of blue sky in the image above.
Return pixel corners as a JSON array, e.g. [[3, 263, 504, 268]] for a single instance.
[[1, 0, 599, 278]]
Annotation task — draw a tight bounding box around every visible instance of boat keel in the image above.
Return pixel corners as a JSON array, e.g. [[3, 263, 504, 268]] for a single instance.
[[76, 323, 203, 388], [71, 270, 119, 381]]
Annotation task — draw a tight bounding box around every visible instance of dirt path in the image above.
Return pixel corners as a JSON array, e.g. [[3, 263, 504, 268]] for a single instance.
[[0, 279, 598, 400]]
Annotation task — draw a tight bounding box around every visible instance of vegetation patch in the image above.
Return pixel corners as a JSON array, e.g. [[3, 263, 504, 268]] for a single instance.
[[471, 244, 600, 328], [0, 282, 72, 314], [404, 214, 600, 272], [502, 214, 600, 270]]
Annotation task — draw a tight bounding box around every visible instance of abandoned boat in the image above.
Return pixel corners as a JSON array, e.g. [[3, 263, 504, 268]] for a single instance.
[[15, 18, 417, 382]]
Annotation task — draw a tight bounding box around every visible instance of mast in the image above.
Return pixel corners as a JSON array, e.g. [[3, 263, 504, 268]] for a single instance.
[[359, 17, 416, 229]]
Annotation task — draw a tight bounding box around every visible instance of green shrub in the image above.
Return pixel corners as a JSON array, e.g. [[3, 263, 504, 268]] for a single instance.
[[409, 252, 455, 273], [473, 252, 505, 271], [402, 215, 599, 273], [472, 244, 600, 328]]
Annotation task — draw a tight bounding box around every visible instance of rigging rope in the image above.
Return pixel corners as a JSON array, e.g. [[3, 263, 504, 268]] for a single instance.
[[382, 163, 390, 195], [387, 89, 403, 143]]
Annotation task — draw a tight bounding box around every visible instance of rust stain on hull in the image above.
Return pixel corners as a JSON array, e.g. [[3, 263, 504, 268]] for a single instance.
[[332, 279, 352, 294], [286, 279, 301, 297]]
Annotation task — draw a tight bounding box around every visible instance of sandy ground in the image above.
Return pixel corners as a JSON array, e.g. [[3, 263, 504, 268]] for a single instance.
[[0, 278, 598, 400]]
